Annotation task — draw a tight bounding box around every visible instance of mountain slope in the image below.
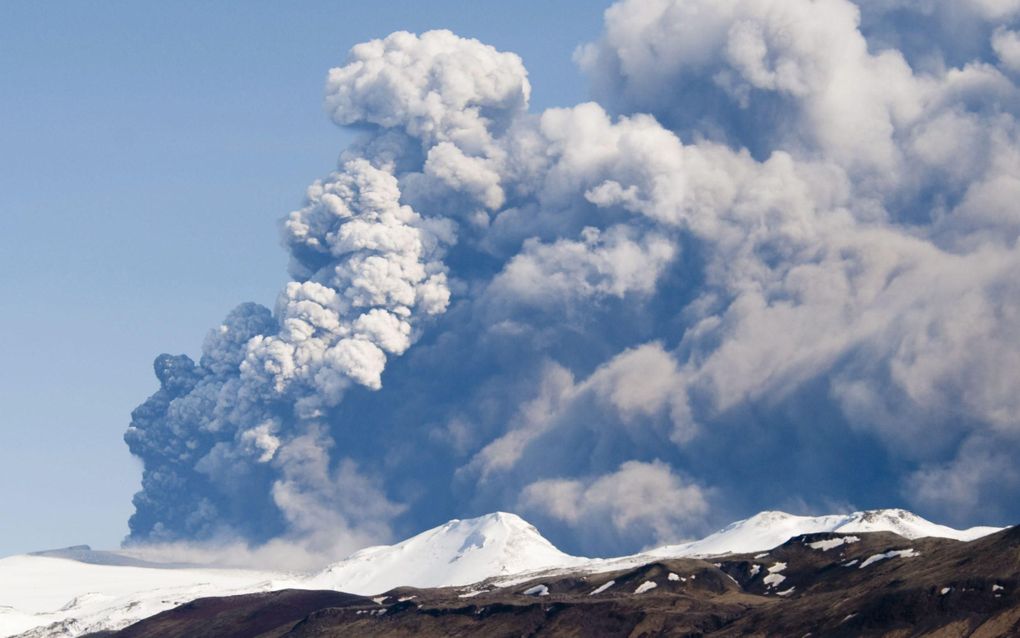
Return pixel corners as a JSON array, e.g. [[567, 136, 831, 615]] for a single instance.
[[0, 553, 293, 638], [112, 525, 1020, 638], [0, 509, 1003, 637], [303, 512, 586, 594], [0, 512, 582, 637], [643, 509, 1001, 559]]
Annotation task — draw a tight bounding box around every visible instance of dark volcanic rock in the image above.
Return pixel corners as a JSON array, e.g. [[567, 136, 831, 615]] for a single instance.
[[110, 589, 364, 638], [109, 527, 1020, 637]]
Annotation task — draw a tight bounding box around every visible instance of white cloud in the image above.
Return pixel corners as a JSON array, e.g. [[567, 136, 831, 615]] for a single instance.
[[907, 436, 1020, 525], [424, 142, 506, 210], [520, 460, 710, 544], [489, 225, 677, 308], [467, 343, 691, 483], [241, 158, 454, 410], [271, 426, 405, 558], [239, 421, 282, 463], [127, 5, 1020, 553], [993, 27, 1020, 72], [467, 363, 577, 480], [325, 30, 530, 152]]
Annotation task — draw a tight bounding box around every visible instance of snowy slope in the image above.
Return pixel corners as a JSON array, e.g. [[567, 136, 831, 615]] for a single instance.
[[0, 509, 1002, 637], [643, 509, 1001, 559], [0, 513, 582, 637], [486, 509, 1004, 587], [831, 509, 1000, 541], [304, 512, 587, 595], [0, 553, 296, 638]]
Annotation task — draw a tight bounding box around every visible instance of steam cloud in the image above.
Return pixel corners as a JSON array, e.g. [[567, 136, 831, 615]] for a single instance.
[[127, 3, 1020, 559]]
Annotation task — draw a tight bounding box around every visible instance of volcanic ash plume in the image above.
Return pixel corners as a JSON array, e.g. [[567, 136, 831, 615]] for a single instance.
[[124, 30, 532, 559], [127, 5, 1020, 559]]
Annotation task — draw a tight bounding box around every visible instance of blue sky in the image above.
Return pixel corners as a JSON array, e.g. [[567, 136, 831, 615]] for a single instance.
[[0, 0, 609, 556]]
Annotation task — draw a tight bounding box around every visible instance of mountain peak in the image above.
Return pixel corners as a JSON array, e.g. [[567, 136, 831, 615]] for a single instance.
[[310, 508, 1003, 595], [734, 511, 799, 526], [645, 508, 1002, 559], [306, 512, 584, 595], [1, 509, 1005, 637], [443, 511, 537, 532], [835, 508, 1000, 541]]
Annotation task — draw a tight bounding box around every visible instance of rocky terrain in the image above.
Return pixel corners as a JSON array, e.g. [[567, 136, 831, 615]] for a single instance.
[[99, 524, 1020, 637]]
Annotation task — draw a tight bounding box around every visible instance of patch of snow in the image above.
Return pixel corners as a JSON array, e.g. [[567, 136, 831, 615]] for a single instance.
[[842, 559, 859, 567], [841, 613, 858, 623], [667, 573, 680, 582], [859, 548, 919, 569], [750, 564, 761, 576], [754, 553, 770, 559], [807, 536, 859, 551], [371, 596, 388, 605], [993, 584, 1004, 592], [763, 562, 787, 588], [457, 590, 487, 598], [634, 580, 657, 594], [763, 573, 787, 588], [940, 587, 951, 595], [397, 595, 416, 602], [589, 580, 615, 595], [522, 584, 549, 596], [776, 587, 795, 596]]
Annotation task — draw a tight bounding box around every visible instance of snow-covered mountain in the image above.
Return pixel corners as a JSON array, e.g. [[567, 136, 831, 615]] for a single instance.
[[0, 509, 1003, 637], [642, 509, 1001, 560], [483, 508, 1005, 586], [304, 512, 586, 594], [0, 513, 581, 637], [0, 551, 293, 638]]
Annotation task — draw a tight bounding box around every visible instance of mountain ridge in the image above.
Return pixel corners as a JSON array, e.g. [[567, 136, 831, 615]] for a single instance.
[[302, 511, 587, 594], [642, 508, 1002, 560], [108, 523, 1020, 638], [0, 508, 1005, 637]]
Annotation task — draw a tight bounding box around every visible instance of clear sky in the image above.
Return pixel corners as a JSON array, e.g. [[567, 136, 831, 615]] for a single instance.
[[0, 0, 610, 556]]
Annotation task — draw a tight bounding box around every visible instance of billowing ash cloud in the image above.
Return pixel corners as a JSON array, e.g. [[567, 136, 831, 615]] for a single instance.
[[127, 3, 1020, 559]]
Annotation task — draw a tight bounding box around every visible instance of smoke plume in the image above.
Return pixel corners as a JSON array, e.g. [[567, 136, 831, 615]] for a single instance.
[[127, 4, 1020, 558]]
